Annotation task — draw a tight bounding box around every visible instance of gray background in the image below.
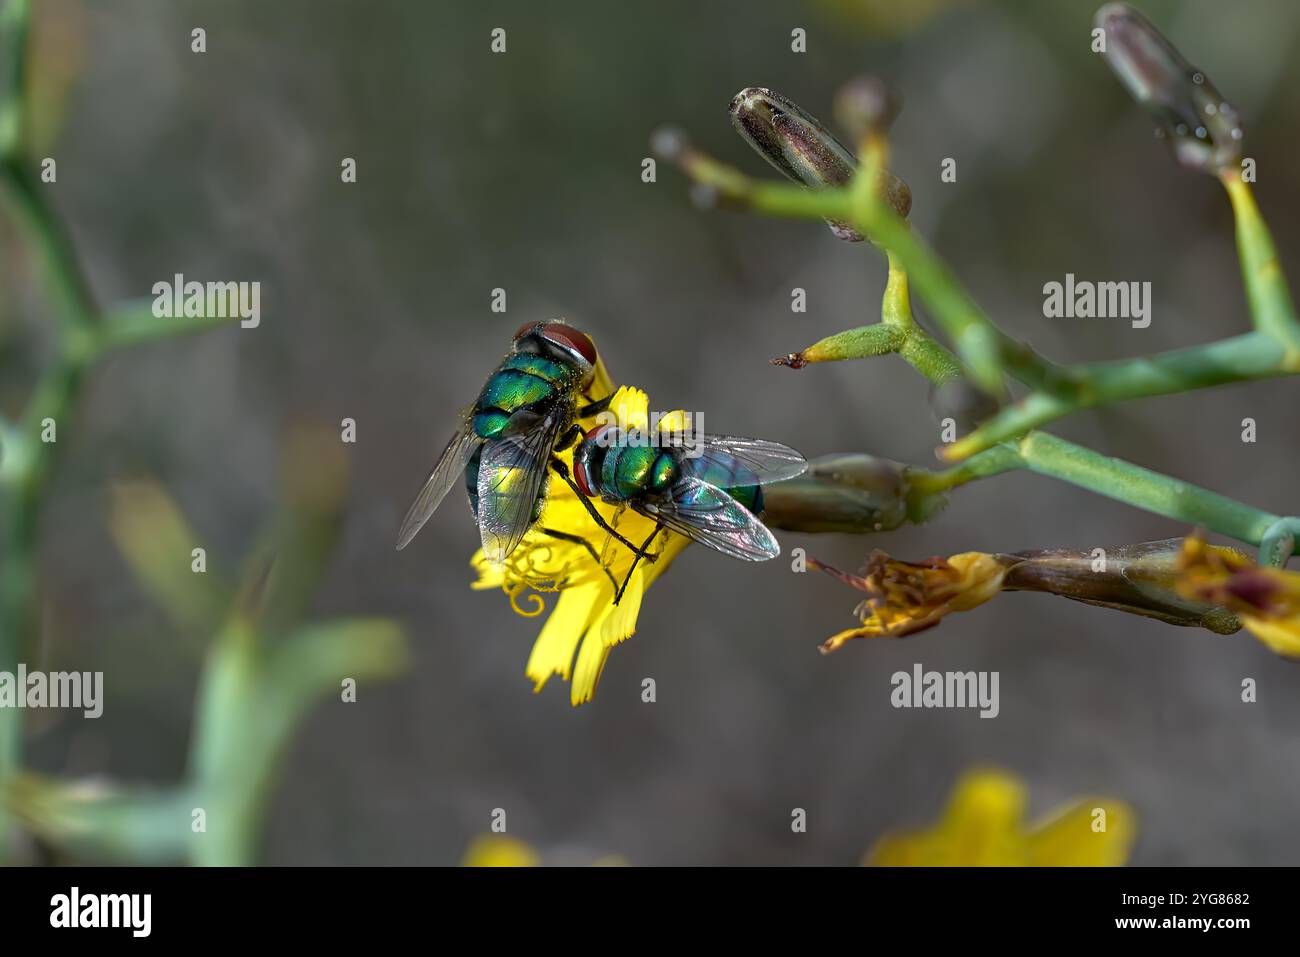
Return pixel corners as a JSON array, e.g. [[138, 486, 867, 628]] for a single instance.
[[5, 0, 1300, 864]]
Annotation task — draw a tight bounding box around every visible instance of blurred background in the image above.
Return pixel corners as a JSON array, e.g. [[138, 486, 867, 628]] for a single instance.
[[3, 0, 1300, 865]]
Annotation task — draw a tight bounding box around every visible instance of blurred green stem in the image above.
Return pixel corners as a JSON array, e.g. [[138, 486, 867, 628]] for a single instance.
[[0, 0, 235, 862]]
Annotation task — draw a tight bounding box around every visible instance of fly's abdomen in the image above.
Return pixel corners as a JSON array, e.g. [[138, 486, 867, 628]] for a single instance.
[[465, 445, 547, 525], [725, 483, 764, 516], [680, 453, 764, 514]]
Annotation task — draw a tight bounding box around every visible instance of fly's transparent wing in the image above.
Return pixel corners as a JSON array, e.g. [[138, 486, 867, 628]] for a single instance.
[[637, 476, 780, 562], [396, 417, 482, 550], [676, 435, 807, 489], [477, 409, 565, 563]]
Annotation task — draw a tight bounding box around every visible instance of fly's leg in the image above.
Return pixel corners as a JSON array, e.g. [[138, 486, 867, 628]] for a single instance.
[[540, 527, 619, 592], [548, 457, 657, 563], [575, 395, 613, 419], [553, 424, 583, 453], [614, 522, 663, 606]]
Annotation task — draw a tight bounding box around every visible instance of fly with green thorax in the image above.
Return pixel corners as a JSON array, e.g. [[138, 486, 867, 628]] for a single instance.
[[396, 319, 809, 603], [572, 420, 807, 603], [395, 320, 653, 580]]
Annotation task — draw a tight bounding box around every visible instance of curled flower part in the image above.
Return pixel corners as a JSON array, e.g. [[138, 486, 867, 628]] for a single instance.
[[1095, 3, 1242, 174], [728, 86, 911, 241], [1175, 532, 1300, 656], [809, 549, 1007, 652]]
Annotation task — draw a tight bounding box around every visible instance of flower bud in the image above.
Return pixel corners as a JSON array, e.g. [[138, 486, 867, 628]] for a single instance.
[[761, 453, 910, 534], [1095, 3, 1242, 174], [1005, 539, 1240, 634], [728, 86, 911, 241]]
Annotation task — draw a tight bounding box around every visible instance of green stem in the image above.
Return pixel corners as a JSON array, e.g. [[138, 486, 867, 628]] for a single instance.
[[0, 0, 102, 862], [1013, 432, 1279, 546], [0, 0, 30, 159], [1223, 174, 1300, 363], [943, 331, 1286, 459], [910, 432, 1283, 552]]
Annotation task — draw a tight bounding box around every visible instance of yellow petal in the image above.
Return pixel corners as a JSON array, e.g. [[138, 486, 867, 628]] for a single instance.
[[819, 625, 882, 654], [570, 624, 613, 706], [608, 386, 649, 431], [524, 581, 605, 691], [945, 552, 1009, 611], [599, 568, 645, 647], [469, 550, 506, 590], [461, 835, 540, 867], [1242, 615, 1300, 657], [588, 355, 615, 404], [1028, 799, 1136, 867], [934, 770, 1027, 865], [656, 409, 692, 432]]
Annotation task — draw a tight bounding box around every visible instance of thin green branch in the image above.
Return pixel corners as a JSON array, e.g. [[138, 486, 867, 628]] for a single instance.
[[943, 331, 1286, 460], [1222, 174, 1300, 362]]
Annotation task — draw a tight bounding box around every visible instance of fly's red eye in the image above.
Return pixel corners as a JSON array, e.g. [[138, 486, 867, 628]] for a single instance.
[[573, 457, 594, 498], [538, 322, 598, 366], [512, 321, 539, 341]]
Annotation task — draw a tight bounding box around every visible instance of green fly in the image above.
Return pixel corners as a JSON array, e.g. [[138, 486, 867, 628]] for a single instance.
[[572, 421, 807, 602], [396, 320, 648, 567]]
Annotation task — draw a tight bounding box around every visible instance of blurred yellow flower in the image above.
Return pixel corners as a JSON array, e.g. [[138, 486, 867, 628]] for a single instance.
[[461, 835, 541, 867], [810, 550, 1007, 652], [1175, 532, 1300, 657], [867, 769, 1136, 867], [461, 834, 627, 867], [471, 386, 691, 705]]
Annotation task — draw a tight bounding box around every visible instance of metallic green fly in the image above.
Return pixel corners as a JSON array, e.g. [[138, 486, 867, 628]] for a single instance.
[[396, 320, 646, 565], [572, 421, 807, 602]]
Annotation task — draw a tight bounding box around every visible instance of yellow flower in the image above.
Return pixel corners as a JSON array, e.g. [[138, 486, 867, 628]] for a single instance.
[[461, 834, 628, 866], [471, 386, 692, 705], [461, 835, 541, 867], [1174, 532, 1300, 657], [809, 550, 1008, 653], [867, 769, 1136, 867]]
